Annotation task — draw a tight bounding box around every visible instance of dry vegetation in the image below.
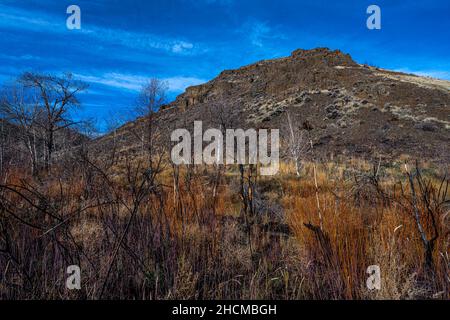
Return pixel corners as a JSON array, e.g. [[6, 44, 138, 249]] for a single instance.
[[0, 152, 448, 299]]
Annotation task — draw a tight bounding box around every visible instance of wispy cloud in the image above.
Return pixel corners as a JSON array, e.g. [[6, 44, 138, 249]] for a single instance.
[[81, 26, 198, 55], [395, 68, 450, 80], [171, 41, 194, 53], [0, 4, 199, 55], [166, 76, 207, 91], [75, 72, 206, 93], [0, 5, 56, 29], [238, 20, 287, 48], [248, 21, 271, 47], [0, 53, 41, 61]]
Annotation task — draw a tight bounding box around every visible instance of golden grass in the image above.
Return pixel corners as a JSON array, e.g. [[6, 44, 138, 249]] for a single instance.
[[1, 158, 448, 299]]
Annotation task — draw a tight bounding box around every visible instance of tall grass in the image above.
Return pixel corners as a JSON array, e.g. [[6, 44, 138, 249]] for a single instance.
[[0, 157, 448, 299]]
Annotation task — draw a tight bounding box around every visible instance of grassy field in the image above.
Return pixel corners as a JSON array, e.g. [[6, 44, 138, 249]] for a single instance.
[[0, 155, 448, 299]]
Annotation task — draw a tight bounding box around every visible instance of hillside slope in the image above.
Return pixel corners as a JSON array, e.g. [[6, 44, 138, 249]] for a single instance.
[[95, 48, 450, 163]]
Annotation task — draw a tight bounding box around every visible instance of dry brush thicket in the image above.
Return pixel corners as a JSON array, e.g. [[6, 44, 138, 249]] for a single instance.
[[0, 144, 448, 299]]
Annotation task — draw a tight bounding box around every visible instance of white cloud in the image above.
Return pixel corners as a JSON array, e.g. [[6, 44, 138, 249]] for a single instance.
[[0, 53, 41, 61], [0, 4, 197, 55], [0, 9, 56, 29], [171, 41, 194, 53], [395, 68, 450, 80], [75, 73, 146, 91], [249, 21, 271, 47], [165, 76, 205, 91], [75, 72, 206, 93], [81, 27, 197, 55], [238, 20, 287, 48]]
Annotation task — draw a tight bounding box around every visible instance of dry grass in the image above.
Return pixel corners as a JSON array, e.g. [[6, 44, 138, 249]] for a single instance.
[[0, 156, 448, 300]]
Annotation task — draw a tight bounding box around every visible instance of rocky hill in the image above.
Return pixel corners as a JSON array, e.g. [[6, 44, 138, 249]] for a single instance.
[[96, 48, 450, 164]]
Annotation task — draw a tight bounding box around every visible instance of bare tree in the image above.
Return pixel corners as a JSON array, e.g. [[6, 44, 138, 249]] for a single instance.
[[207, 93, 235, 204], [286, 112, 309, 176], [136, 78, 167, 116], [133, 78, 168, 167], [403, 163, 446, 272], [0, 82, 41, 174], [19, 72, 88, 170]]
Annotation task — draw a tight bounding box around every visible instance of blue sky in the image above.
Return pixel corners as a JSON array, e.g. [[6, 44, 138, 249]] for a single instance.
[[1, 0, 449, 131]]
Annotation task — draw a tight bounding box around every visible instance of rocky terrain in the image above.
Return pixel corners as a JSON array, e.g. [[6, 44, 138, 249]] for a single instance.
[[96, 47, 450, 164]]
